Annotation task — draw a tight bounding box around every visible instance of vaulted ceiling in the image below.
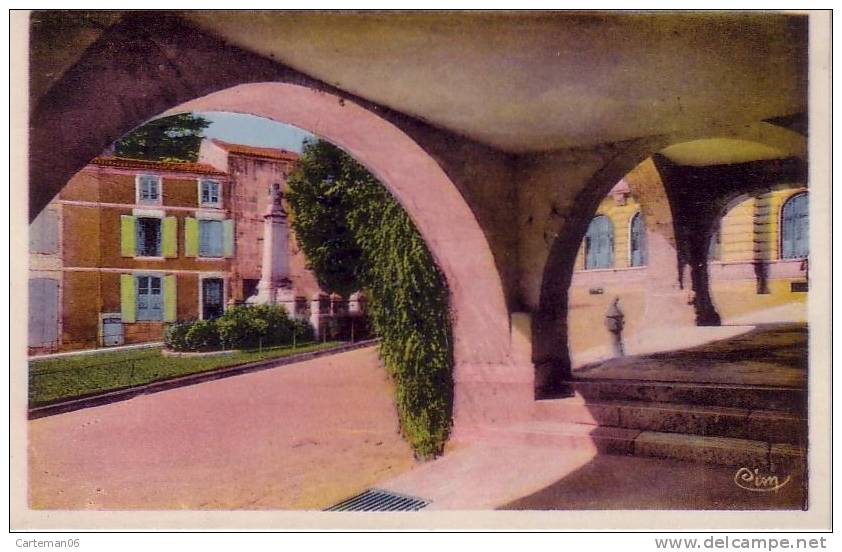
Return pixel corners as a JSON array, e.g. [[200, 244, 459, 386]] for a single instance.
[[29, 11, 808, 159]]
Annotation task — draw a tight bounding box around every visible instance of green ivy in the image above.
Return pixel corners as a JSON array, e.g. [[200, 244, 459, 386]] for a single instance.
[[287, 140, 453, 459]]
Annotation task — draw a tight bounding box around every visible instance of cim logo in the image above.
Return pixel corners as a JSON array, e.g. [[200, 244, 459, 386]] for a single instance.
[[733, 467, 792, 492]]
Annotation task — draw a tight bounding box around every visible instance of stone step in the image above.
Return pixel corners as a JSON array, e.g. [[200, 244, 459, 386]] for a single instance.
[[466, 421, 640, 455], [464, 422, 805, 469], [633, 431, 805, 471], [533, 397, 806, 444], [564, 378, 806, 412]]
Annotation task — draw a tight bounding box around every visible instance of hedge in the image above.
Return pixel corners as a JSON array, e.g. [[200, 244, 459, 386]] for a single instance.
[[164, 304, 315, 352]]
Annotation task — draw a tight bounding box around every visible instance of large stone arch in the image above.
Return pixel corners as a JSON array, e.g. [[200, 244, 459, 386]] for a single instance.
[[531, 124, 807, 392], [162, 84, 524, 427], [29, 14, 524, 430]]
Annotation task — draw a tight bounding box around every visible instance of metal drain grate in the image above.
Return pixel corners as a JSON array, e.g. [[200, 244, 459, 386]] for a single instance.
[[326, 488, 430, 511]]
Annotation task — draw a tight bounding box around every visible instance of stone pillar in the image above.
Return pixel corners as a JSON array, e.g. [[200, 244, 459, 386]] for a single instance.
[[348, 291, 365, 314], [641, 228, 696, 327], [624, 161, 697, 328], [686, 235, 722, 326], [752, 194, 772, 294], [651, 154, 722, 327], [330, 294, 348, 316], [309, 293, 330, 339]]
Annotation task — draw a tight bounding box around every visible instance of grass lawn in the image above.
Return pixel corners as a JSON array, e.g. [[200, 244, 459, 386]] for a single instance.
[[29, 341, 345, 407]]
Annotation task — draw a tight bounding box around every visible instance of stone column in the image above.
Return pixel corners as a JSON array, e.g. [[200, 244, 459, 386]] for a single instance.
[[251, 183, 293, 305]]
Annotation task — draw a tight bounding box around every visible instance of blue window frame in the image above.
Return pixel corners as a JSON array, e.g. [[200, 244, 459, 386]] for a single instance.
[[199, 219, 224, 258], [200, 179, 221, 207], [781, 192, 808, 259], [137, 175, 161, 204], [584, 215, 614, 270], [629, 212, 647, 267], [136, 275, 163, 321]]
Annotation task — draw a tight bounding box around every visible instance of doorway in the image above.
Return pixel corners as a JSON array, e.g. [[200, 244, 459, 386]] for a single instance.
[[201, 278, 224, 320]]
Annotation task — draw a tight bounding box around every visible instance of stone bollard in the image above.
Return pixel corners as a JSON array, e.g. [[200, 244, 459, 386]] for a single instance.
[[310, 293, 330, 340], [604, 297, 625, 358]]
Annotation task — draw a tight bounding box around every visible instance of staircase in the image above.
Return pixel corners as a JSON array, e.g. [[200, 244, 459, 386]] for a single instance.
[[473, 378, 807, 471]]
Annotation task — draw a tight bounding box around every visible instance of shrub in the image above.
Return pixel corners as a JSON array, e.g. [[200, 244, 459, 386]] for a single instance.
[[293, 318, 315, 342], [163, 320, 192, 351], [164, 305, 315, 352], [184, 319, 219, 351], [250, 304, 295, 345], [215, 305, 261, 349]]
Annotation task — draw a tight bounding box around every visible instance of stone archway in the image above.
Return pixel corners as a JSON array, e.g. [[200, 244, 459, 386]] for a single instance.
[[29, 14, 525, 430], [531, 138, 682, 392], [162, 83, 526, 427]]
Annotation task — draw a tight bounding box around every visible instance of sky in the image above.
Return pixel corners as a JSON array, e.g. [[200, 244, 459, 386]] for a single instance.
[[195, 111, 316, 153]]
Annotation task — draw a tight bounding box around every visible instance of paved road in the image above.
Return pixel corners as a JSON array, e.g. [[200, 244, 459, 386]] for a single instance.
[[29, 346, 416, 510]]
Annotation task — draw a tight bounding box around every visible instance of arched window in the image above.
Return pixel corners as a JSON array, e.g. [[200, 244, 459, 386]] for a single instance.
[[781, 192, 808, 259], [629, 212, 647, 267], [584, 215, 614, 269]]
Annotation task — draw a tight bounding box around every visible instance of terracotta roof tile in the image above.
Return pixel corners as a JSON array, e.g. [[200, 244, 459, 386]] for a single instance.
[[91, 157, 228, 176], [211, 139, 300, 161]]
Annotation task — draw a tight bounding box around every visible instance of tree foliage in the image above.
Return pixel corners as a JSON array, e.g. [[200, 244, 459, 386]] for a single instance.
[[286, 139, 454, 458], [285, 141, 365, 298], [114, 114, 211, 162]]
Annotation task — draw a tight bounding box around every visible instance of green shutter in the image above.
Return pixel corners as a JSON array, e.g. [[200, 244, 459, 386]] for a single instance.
[[120, 215, 136, 257], [184, 217, 198, 257], [223, 219, 235, 257], [164, 274, 177, 322], [162, 216, 178, 258], [120, 274, 136, 323]]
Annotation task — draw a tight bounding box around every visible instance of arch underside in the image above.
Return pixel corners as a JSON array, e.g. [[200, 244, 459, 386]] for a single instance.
[[29, 16, 519, 429], [532, 130, 807, 393]]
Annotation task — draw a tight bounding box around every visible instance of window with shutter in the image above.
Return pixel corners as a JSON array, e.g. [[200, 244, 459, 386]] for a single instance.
[[28, 278, 59, 347], [584, 215, 614, 270], [199, 219, 224, 257], [136, 275, 163, 321], [136, 217, 162, 257]]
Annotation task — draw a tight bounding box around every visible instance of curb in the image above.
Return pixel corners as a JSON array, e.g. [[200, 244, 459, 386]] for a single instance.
[[28, 339, 380, 420], [29, 342, 163, 361]]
